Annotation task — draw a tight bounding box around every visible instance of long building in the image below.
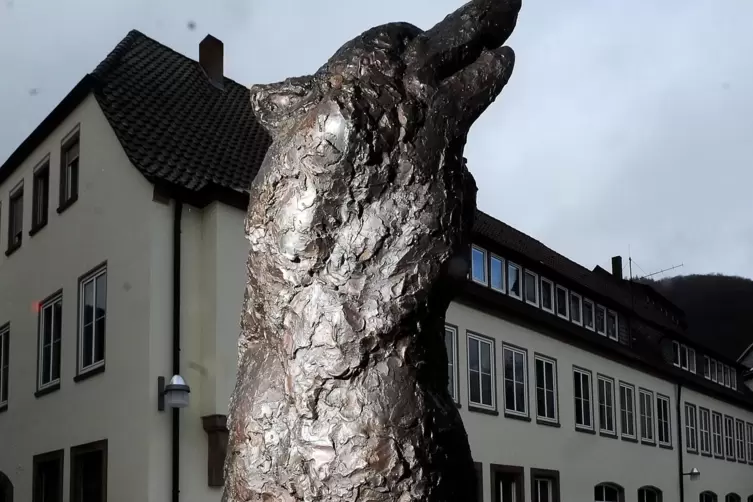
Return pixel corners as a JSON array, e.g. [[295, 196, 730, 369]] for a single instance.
[[0, 30, 751, 502]]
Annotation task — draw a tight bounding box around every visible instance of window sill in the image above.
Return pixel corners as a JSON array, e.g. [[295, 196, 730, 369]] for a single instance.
[[659, 443, 674, 451], [74, 364, 105, 382], [35, 382, 61, 398], [640, 439, 657, 447], [575, 426, 596, 435], [686, 448, 698, 455], [621, 435, 639, 443], [536, 418, 560, 428], [599, 430, 618, 440], [700, 451, 713, 458], [504, 412, 531, 422], [57, 194, 78, 214], [468, 405, 499, 416], [29, 221, 48, 237], [5, 242, 21, 257]]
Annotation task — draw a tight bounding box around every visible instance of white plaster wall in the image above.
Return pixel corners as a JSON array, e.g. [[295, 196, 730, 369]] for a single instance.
[[0, 95, 154, 502], [681, 386, 753, 500], [448, 302, 680, 502]]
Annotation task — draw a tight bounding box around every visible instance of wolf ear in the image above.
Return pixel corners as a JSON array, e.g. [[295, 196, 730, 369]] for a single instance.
[[249, 75, 316, 134]]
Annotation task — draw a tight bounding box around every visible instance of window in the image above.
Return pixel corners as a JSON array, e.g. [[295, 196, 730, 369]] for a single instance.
[[535, 355, 558, 423], [639, 389, 655, 443], [573, 367, 593, 430], [746, 422, 753, 463], [606, 310, 618, 341], [60, 132, 80, 209], [703, 356, 710, 379], [507, 262, 522, 300], [471, 246, 487, 285], [38, 293, 63, 391], [711, 359, 718, 382], [531, 470, 559, 502], [712, 412, 724, 457], [32, 161, 50, 231], [79, 266, 107, 374], [731, 368, 737, 391], [680, 344, 688, 369], [467, 333, 495, 409], [700, 493, 717, 502], [555, 285, 569, 320], [685, 403, 698, 452], [524, 270, 539, 306], [673, 341, 680, 366], [33, 449, 64, 502], [717, 362, 724, 385], [444, 325, 458, 402], [699, 408, 711, 455], [724, 415, 735, 459], [0, 325, 8, 409], [688, 348, 696, 373], [619, 382, 636, 438], [570, 292, 583, 326], [724, 365, 730, 387], [595, 305, 606, 335], [639, 487, 662, 502], [597, 376, 616, 435], [726, 495, 741, 502], [540, 277, 554, 314], [7, 184, 23, 253], [503, 345, 528, 416], [70, 440, 107, 502], [595, 483, 624, 502], [583, 298, 595, 331], [490, 255, 504, 292], [657, 395, 671, 447], [736, 419, 746, 462]]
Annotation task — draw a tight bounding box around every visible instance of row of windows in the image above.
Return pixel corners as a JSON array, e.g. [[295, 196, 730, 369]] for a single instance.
[[684, 402, 753, 464], [671, 341, 739, 392], [444, 325, 671, 447], [2, 126, 80, 257], [0, 264, 106, 411], [470, 245, 621, 342], [701, 494, 750, 502]]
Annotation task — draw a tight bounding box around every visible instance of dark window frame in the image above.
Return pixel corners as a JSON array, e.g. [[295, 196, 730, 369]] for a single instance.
[[490, 464, 525, 502], [33, 449, 64, 502], [0, 323, 9, 411], [31, 158, 50, 234], [69, 439, 108, 502], [531, 468, 560, 502]]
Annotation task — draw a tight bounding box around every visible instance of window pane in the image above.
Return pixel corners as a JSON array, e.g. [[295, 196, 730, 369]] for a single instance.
[[481, 374, 492, 406], [524, 272, 537, 303], [504, 350, 514, 380], [469, 370, 480, 403], [515, 382, 525, 410], [570, 294, 582, 323], [584, 301, 594, 328], [514, 352, 524, 382], [42, 344, 51, 384], [596, 306, 606, 332], [480, 342, 491, 374], [505, 380, 515, 410], [95, 317, 105, 363], [555, 288, 567, 316], [469, 338, 479, 371], [53, 301, 62, 343], [471, 248, 486, 283], [96, 273, 107, 313], [43, 306, 53, 346], [607, 312, 617, 339], [84, 281, 94, 325], [490, 257, 503, 290], [83, 324, 94, 367], [541, 280, 553, 310], [508, 264, 520, 297], [545, 363, 554, 390]]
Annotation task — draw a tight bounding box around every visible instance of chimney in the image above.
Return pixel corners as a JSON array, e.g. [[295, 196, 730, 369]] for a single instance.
[[611, 256, 623, 279], [200, 34, 224, 89]]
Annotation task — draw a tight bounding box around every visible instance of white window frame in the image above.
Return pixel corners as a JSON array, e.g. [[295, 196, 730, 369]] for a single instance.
[[711, 359, 718, 383], [712, 411, 724, 458], [619, 382, 636, 439], [746, 422, 753, 464], [444, 325, 458, 403], [699, 407, 711, 456], [595, 304, 607, 336], [573, 367, 593, 431], [0, 325, 8, 408], [523, 270, 539, 307], [507, 261, 523, 300], [467, 333, 495, 410], [657, 394, 672, 447], [555, 285, 570, 320], [583, 298, 595, 331], [736, 419, 746, 462], [724, 415, 735, 460], [489, 254, 505, 293], [639, 388, 655, 444], [534, 354, 558, 424], [703, 356, 711, 379], [684, 403, 698, 453], [78, 266, 107, 374], [502, 345, 528, 417], [687, 347, 696, 374], [597, 375, 616, 435], [471, 245, 488, 286], [606, 310, 619, 341], [38, 293, 63, 390], [540, 277, 555, 314], [570, 291, 583, 327]]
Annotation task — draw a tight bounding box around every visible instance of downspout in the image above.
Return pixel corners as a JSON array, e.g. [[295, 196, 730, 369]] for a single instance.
[[676, 383, 684, 502], [172, 200, 183, 502]]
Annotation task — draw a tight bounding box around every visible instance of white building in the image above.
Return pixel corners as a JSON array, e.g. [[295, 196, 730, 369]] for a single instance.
[[0, 30, 751, 502]]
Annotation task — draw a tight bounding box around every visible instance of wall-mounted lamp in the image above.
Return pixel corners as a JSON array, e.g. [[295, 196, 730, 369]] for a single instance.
[[682, 467, 701, 481], [158, 375, 191, 411]]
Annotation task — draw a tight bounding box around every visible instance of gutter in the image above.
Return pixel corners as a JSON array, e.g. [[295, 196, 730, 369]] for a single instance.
[[676, 383, 684, 502], [172, 200, 183, 502]]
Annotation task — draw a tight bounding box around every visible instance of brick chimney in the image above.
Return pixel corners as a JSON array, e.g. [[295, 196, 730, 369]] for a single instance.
[[611, 256, 623, 280], [200, 34, 224, 89]]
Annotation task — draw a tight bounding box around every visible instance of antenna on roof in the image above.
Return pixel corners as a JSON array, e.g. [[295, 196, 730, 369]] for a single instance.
[[638, 263, 684, 281]]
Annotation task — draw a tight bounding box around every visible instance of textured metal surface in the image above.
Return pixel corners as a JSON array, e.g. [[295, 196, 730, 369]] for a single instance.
[[224, 1, 520, 500]]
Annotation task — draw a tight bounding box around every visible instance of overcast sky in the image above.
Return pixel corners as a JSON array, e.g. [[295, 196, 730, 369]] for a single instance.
[[1, 0, 752, 279]]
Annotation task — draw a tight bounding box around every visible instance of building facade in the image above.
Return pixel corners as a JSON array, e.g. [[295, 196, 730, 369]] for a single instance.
[[0, 30, 752, 502]]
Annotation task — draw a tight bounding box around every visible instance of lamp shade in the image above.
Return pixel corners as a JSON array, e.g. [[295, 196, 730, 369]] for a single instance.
[[164, 374, 191, 409]]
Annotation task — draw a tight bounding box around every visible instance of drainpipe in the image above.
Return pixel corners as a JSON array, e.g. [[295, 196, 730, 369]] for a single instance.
[[676, 383, 684, 502], [172, 200, 183, 502]]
